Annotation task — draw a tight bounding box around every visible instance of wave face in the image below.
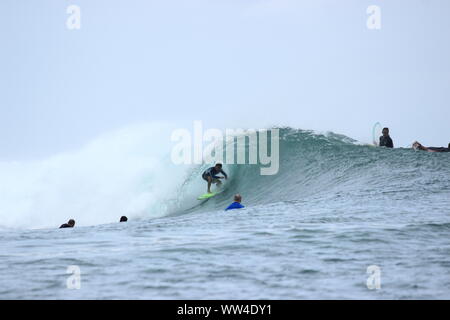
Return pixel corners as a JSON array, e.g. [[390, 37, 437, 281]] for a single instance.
[[1, 126, 449, 229], [185, 127, 450, 214]]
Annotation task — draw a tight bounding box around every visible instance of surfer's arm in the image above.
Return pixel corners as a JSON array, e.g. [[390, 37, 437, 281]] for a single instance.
[[220, 170, 228, 179], [414, 142, 430, 152], [387, 138, 394, 148]]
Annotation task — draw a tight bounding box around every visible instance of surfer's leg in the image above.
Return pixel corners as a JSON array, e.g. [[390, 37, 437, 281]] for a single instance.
[[207, 176, 212, 193]]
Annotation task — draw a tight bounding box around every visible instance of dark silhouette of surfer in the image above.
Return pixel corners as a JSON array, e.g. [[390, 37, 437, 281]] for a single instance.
[[413, 141, 450, 152], [60, 219, 75, 228], [379, 127, 394, 148]]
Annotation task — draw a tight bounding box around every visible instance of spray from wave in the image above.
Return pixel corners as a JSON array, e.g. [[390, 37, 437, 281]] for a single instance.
[[0, 123, 197, 229]]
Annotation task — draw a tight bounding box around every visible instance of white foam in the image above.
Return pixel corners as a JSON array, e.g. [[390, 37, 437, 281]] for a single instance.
[[0, 122, 199, 229]]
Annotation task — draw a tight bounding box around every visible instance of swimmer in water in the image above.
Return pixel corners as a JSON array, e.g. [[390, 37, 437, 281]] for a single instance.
[[413, 141, 450, 152]]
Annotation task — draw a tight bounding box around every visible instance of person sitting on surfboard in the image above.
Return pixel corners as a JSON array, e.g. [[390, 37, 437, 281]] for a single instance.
[[379, 127, 394, 148], [202, 163, 227, 193], [225, 194, 245, 211], [60, 219, 75, 228], [413, 141, 450, 152]]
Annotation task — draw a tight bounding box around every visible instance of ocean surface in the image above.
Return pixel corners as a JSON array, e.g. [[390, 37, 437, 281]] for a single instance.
[[1, 127, 449, 299]]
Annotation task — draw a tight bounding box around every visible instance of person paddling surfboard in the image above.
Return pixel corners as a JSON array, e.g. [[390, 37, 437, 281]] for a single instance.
[[202, 163, 227, 194], [413, 141, 450, 152]]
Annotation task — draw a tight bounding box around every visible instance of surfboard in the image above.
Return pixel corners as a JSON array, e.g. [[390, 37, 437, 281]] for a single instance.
[[372, 122, 382, 146], [197, 192, 218, 200]]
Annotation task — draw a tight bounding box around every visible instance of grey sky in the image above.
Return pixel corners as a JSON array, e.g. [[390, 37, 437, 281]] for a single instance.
[[1, 0, 449, 160]]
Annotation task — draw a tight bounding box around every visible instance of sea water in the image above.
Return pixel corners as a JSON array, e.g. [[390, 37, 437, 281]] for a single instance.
[[1, 126, 449, 299]]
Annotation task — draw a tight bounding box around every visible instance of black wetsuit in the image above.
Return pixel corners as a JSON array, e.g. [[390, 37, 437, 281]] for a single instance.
[[202, 167, 227, 181], [59, 223, 73, 228], [427, 147, 450, 152], [379, 136, 394, 148]]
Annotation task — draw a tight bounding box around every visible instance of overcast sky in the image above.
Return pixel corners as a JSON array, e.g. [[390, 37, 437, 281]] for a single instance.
[[1, 0, 449, 160]]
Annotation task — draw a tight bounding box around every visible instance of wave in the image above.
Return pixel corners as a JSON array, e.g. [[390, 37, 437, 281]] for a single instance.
[[178, 127, 450, 213], [0, 124, 449, 229]]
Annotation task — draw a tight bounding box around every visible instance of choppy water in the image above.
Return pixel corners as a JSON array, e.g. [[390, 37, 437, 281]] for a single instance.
[[1, 128, 449, 299]]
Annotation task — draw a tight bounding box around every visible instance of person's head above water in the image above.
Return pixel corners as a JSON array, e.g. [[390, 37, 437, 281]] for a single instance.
[[448, 143, 450, 149], [382, 127, 390, 137], [120, 216, 128, 222], [214, 163, 222, 170], [225, 194, 245, 211]]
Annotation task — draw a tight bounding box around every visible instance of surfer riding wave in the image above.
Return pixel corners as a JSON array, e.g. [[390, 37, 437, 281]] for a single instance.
[[202, 163, 228, 194]]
